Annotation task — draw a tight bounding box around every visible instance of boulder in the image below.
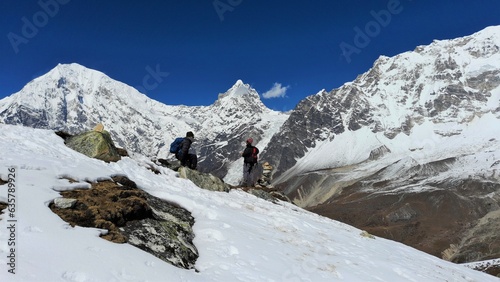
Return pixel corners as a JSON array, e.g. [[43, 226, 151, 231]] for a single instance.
[[178, 166, 230, 192], [116, 147, 129, 157], [246, 189, 275, 202], [157, 158, 181, 171], [50, 176, 199, 270], [65, 130, 121, 162], [53, 198, 77, 209], [121, 193, 198, 269]]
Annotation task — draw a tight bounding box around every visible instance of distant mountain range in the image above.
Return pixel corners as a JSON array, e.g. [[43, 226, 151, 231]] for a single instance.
[[0, 65, 288, 182], [1, 25, 499, 265]]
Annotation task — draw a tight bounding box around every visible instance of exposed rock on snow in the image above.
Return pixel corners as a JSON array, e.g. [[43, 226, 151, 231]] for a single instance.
[[65, 130, 121, 162], [121, 192, 198, 270], [464, 258, 500, 278], [50, 175, 198, 269], [178, 166, 230, 192]]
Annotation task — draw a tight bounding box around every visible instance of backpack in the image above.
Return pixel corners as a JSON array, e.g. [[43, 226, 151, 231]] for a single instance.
[[250, 147, 259, 163], [169, 137, 184, 154]]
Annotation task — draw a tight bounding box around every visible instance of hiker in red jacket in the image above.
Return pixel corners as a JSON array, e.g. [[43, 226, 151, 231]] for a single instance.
[[241, 138, 259, 187]]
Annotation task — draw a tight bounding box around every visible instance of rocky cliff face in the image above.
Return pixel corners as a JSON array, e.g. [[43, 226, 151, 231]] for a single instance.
[[264, 26, 500, 179]]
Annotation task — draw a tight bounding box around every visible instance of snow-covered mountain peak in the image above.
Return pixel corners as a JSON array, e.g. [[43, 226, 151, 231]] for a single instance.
[[213, 79, 268, 113], [44, 62, 100, 78], [217, 79, 259, 99], [33, 63, 113, 92], [0, 62, 179, 155], [14, 63, 158, 109]]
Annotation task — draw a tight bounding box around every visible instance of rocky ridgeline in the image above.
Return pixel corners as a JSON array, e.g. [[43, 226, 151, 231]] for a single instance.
[[47, 128, 290, 270]]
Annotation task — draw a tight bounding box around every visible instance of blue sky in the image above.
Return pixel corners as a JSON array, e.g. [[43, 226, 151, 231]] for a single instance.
[[1, 1, 500, 111]]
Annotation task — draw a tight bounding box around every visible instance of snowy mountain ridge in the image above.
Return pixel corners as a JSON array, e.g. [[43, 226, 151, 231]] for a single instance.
[[265, 24, 500, 180], [0, 63, 289, 183]]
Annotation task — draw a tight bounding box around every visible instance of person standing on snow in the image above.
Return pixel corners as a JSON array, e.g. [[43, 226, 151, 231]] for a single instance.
[[241, 138, 259, 187]]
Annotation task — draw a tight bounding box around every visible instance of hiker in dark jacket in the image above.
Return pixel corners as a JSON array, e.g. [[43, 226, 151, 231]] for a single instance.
[[176, 131, 197, 169], [241, 138, 259, 187]]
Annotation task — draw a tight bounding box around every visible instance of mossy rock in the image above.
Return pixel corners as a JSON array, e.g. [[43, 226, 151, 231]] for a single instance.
[[65, 130, 121, 162]]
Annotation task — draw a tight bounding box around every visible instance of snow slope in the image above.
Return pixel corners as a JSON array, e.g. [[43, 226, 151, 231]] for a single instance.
[[283, 112, 500, 181], [0, 124, 497, 281]]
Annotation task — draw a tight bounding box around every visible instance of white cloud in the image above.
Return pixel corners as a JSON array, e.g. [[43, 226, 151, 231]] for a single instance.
[[262, 82, 290, 99]]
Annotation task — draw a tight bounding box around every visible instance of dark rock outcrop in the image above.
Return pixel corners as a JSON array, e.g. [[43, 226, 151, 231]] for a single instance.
[[50, 176, 198, 269], [121, 193, 198, 269]]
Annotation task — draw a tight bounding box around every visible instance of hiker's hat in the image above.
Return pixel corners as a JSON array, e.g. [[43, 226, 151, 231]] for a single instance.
[[246, 138, 253, 144]]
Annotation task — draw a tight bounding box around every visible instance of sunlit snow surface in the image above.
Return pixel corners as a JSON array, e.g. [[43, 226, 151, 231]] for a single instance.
[[0, 125, 496, 281]]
